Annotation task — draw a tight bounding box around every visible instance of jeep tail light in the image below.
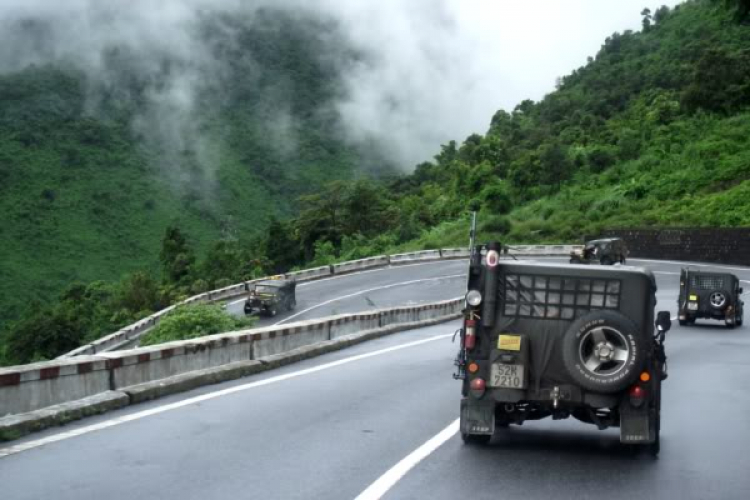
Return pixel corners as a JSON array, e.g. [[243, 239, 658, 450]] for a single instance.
[[629, 385, 646, 407], [470, 378, 486, 392], [465, 319, 477, 350]]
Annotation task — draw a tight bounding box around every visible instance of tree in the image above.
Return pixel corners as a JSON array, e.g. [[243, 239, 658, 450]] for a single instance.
[[714, 0, 750, 21], [641, 8, 652, 31], [295, 181, 348, 258], [265, 218, 303, 274], [343, 181, 394, 237], [159, 225, 196, 285], [118, 271, 160, 314], [653, 5, 670, 24]]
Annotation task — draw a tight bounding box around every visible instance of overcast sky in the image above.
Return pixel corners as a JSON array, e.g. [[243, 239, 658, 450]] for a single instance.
[[330, 0, 685, 165], [0, 0, 685, 168]]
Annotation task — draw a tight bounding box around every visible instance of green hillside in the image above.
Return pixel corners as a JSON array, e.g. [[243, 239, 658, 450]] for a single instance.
[[0, 9, 387, 328], [377, 0, 750, 249]]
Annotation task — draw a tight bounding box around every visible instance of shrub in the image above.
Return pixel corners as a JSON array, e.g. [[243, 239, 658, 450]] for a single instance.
[[139, 304, 255, 346]]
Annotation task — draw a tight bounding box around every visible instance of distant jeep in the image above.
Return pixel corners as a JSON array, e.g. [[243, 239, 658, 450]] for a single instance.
[[458, 242, 670, 455], [244, 278, 297, 317], [678, 269, 744, 328], [570, 238, 628, 265]]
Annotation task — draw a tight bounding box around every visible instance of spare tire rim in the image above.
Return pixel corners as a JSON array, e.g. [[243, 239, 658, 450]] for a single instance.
[[710, 292, 726, 309], [578, 326, 631, 377]]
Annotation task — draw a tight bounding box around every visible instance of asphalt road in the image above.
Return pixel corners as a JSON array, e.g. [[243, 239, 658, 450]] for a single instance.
[[1, 258, 749, 500], [224, 259, 470, 326]]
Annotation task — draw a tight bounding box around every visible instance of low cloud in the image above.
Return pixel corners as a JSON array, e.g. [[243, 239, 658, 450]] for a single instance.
[[0, 0, 683, 173]]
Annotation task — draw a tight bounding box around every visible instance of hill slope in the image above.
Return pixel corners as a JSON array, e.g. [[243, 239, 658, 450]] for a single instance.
[[0, 8, 388, 327], [378, 0, 750, 249]]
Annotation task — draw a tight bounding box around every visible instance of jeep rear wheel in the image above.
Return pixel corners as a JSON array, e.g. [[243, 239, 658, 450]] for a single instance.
[[562, 311, 646, 393], [601, 257, 613, 265]]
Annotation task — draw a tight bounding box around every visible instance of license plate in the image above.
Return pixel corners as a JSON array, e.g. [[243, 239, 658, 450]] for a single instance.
[[490, 363, 525, 389], [688, 302, 698, 311]]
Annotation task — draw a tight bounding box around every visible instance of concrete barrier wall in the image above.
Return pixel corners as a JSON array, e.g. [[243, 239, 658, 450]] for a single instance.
[[0, 356, 111, 416], [440, 248, 471, 259], [99, 335, 254, 389], [328, 313, 380, 340], [331, 255, 390, 275], [1, 299, 462, 417], [252, 322, 330, 359], [390, 250, 442, 264], [285, 266, 332, 282]]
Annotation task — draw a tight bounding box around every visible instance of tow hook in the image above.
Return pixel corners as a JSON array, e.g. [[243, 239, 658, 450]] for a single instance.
[[552, 386, 561, 409]]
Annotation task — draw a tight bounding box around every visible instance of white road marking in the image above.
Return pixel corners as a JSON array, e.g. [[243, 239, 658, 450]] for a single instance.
[[273, 274, 465, 326], [0, 333, 453, 459], [354, 418, 460, 500]]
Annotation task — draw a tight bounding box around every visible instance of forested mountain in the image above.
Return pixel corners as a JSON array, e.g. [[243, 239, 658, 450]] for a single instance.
[[0, 8, 392, 331], [268, 0, 750, 260], [378, 0, 750, 247], [3, 0, 750, 365]]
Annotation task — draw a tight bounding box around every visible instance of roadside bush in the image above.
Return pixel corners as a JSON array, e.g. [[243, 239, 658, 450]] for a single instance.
[[214, 278, 233, 289], [479, 215, 511, 235], [139, 304, 255, 347], [189, 279, 209, 295]]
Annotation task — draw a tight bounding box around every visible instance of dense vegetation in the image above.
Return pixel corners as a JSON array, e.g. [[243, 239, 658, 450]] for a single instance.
[[0, 8, 390, 337], [2, 0, 750, 365], [272, 0, 750, 257]]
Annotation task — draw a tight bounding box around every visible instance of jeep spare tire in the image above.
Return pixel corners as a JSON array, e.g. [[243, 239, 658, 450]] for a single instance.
[[562, 311, 646, 393], [709, 290, 727, 310]]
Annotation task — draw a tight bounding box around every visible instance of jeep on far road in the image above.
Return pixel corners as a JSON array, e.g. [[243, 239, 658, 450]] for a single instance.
[[678, 268, 744, 328], [457, 242, 670, 455], [244, 278, 297, 317], [570, 237, 628, 265]]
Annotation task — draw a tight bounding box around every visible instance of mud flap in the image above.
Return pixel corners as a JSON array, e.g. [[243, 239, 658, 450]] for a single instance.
[[460, 399, 495, 436], [619, 401, 654, 444]]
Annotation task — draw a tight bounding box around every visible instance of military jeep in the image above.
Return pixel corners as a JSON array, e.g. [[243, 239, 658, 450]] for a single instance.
[[457, 242, 670, 455], [677, 269, 744, 328], [570, 238, 628, 265], [244, 278, 297, 317]]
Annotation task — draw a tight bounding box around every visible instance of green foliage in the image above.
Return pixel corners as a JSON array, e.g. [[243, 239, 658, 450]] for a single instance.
[[0, 8, 395, 335], [160, 226, 196, 285], [139, 304, 255, 347]]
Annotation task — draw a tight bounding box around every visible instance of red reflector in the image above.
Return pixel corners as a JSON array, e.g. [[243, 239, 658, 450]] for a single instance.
[[465, 334, 476, 350], [629, 385, 645, 399], [486, 250, 499, 267], [470, 378, 486, 391]]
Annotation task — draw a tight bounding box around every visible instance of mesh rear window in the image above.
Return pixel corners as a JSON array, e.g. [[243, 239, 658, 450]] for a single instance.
[[689, 275, 725, 290], [503, 274, 622, 320]]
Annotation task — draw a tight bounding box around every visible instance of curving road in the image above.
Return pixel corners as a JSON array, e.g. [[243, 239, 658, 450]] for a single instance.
[[225, 259, 470, 326], [1, 258, 749, 500]]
